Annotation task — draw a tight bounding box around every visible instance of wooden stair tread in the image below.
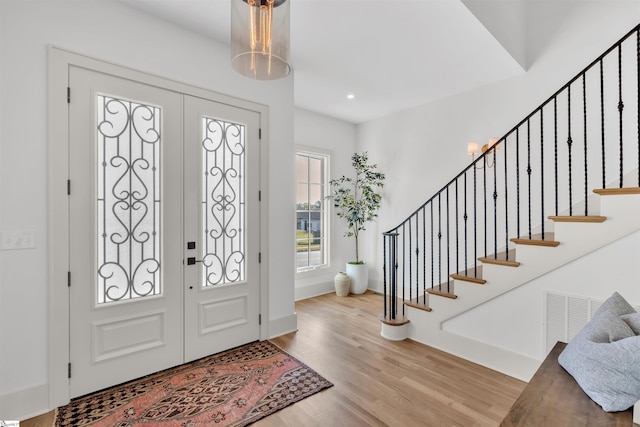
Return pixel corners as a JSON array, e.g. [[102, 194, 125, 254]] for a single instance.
[[548, 215, 606, 223], [450, 266, 485, 284], [593, 187, 640, 195], [450, 273, 486, 284], [426, 284, 458, 299], [404, 296, 432, 312], [510, 233, 560, 247], [479, 249, 520, 267], [378, 315, 410, 326]]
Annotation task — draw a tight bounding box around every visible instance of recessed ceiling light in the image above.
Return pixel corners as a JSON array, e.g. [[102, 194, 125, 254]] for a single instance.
[[347, 93, 355, 100]]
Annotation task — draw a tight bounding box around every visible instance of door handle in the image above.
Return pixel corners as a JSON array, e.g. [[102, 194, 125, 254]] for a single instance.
[[186, 257, 203, 265]]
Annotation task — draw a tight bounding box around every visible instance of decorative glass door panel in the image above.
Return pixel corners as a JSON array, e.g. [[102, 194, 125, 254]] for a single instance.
[[69, 68, 183, 398], [97, 95, 162, 304], [201, 117, 245, 287], [184, 96, 260, 363]]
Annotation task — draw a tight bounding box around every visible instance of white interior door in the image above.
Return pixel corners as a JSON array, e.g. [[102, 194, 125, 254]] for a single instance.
[[68, 67, 184, 398], [68, 66, 262, 398], [183, 96, 261, 362]]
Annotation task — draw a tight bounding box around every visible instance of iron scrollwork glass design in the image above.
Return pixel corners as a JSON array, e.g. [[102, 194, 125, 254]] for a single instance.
[[201, 117, 246, 286], [97, 95, 162, 304]]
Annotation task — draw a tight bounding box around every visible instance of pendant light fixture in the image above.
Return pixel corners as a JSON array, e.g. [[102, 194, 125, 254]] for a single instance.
[[230, 0, 291, 80]]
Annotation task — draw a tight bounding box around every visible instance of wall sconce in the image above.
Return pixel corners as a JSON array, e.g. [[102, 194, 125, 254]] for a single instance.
[[468, 138, 500, 169]]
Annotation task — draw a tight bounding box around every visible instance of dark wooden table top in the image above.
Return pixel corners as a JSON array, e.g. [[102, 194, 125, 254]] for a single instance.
[[500, 341, 633, 427]]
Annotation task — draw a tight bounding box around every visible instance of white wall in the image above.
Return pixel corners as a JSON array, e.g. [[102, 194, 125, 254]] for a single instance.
[[293, 108, 357, 299], [0, 0, 295, 416], [357, 0, 640, 289]]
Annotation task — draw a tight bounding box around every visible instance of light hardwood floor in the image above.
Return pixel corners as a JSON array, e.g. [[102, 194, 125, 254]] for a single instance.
[[22, 291, 526, 427], [258, 291, 526, 426]]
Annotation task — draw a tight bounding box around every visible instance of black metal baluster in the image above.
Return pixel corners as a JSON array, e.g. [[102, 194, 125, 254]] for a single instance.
[[383, 232, 399, 319], [601, 59, 606, 189], [568, 85, 574, 215], [422, 207, 426, 305], [415, 215, 419, 306], [637, 29, 640, 187], [446, 186, 450, 293], [402, 233, 405, 315], [438, 193, 442, 288], [540, 109, 545, 239], [583, 74, 588, 215], [527, 118, 532, 238], [430, 202, 434, 289], [618, 44, 624, 188], [383, 234, 387, 318], [392, 233, 397, 319], [408, 219, 412, 303], [504, 136, 509, 259], [402, 223, 405, 308], [484, 160, 488, 257], [493, 143, 498, 255], [516, 128, 521, 237], [473, 166, 478, 276], [455, 178, 459, 275], [554, 97, 559, 215], [396, 234, 399, 318], [464, 172, 468, 275]]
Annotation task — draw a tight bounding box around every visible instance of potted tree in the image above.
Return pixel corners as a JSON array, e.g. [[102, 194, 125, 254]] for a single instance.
[[329, 152, 385, 294]]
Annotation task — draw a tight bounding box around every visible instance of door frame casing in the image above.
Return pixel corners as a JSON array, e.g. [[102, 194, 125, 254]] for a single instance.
[[48, 46, 270, 408]]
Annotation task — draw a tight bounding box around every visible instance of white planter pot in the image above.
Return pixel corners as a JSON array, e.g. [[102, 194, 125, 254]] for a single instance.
[[346, 263, 368, 294]]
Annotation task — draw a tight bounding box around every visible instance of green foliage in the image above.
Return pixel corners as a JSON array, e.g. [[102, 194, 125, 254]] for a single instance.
[[328, 152, 385, 263]]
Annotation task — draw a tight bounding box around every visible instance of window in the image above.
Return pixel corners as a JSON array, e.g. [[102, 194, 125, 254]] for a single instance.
[[296, 149, 330, 272]]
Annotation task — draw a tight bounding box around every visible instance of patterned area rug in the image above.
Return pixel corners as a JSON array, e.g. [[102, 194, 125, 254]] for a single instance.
[[56, 341, 332, 426]]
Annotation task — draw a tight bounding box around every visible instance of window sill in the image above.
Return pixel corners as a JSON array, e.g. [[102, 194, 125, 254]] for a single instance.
[[295, 265, 331, 279]]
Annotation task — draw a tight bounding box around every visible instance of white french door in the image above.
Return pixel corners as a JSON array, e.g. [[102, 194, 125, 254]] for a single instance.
[[68, 67, 261, 398], [183, 96, 261, 362]]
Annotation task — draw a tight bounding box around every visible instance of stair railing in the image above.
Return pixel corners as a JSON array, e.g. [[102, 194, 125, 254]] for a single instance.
[[382, 24, 640, 322]]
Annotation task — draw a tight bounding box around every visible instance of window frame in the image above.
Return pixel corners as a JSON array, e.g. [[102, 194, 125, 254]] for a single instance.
[[295, 146, 331, 276]]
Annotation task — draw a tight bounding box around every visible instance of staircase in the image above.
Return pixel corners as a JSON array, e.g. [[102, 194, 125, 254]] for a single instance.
[[380, 24, 640, 381]]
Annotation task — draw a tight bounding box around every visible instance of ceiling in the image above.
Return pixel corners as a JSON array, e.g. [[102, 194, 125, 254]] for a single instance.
[[118, 0, 532, 124]]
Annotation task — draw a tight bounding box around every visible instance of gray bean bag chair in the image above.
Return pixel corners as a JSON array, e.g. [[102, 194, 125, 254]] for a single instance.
[[558, 291, 640, 412]]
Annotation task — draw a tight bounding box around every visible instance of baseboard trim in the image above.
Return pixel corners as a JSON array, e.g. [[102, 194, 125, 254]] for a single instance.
[[0, 382, 49, 421], [268, 313, 298, 339], [367, 279, 384, 294]]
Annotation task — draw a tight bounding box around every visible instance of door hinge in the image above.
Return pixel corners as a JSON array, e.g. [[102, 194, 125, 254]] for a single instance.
[[67, 87, 71, 103], [67, 271, 71, 287], [259, 314, 262, 325], [67, 179, 71, 195], [68, 363, 71, 379], [259, 252, 262, 263], [258, 190, 261, 201], [259, 128, 262, 139]]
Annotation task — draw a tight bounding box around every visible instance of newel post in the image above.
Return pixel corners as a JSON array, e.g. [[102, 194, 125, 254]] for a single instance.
[[380, 232, 409, 340]]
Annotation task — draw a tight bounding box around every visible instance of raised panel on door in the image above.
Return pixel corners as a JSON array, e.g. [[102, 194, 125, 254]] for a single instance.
[[183, 96, 261, 362], [68, 67, 183, 398]]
